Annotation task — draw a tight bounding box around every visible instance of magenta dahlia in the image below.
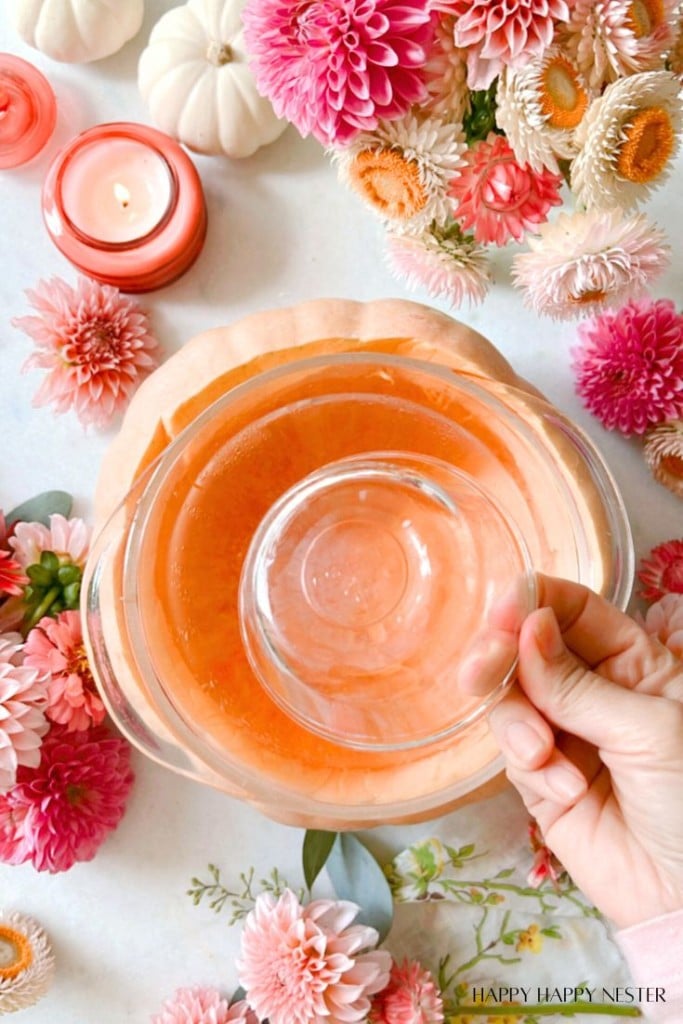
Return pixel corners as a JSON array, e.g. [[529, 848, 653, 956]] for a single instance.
[[572, 298, 683, 435], [242, 0, 434, 146], [0, 723, 134, 873]]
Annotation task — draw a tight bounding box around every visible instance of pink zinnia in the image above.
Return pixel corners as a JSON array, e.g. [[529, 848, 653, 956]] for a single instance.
[[369, 959, 444, 1024], [0, 634, 49, 793], [13, 276, 161, 429], [0, 550, 28, 597], [152, 986, 259, 1024], [637, 540, 683, 603], [0, 722, 134, 872], [445, 0, 569, 89], [572, 298, 683, 436], [9, 513, 90, 570], [640, 593, 683, 659], [23, 611, 105, 732], [236, 889, 392, 1024], [449, 133, 563, 247], [242, 0, 434, 147]]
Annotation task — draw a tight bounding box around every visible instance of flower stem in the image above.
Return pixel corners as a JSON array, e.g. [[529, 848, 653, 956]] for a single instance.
[[24, 585, 60, 630], [447, 1004, 640, 1018]]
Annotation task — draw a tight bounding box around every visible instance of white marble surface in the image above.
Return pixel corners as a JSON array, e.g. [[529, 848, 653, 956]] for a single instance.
[[1, 4, 682, 1020]]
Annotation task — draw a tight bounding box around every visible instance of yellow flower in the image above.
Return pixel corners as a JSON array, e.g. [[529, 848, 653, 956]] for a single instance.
[[516, 923, 543, 953], [489, 1003, 524, 1024]]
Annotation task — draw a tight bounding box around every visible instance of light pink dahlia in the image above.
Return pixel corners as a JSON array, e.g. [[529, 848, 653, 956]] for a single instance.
[[242, 0, 434, 147], [449, 133, 563, 246], [0, 550, 28, 598], [13, 276, 161, 429], [236, 889, 392, 1024], [637, 540, 683, 603], [152, 986, 258, 1024], [0, 634, 49, 793], [9, 513, 90, 571], [572, 298, 683, 435], [445, 0, 570, 89], [640, 593, 683, 658], [23, 611, 105, 732], [0, 722, 134, 872], [369, 959, 444, 1024]]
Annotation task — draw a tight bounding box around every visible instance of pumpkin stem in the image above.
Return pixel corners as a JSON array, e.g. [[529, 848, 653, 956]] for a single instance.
[[207, 41, 233, 66]]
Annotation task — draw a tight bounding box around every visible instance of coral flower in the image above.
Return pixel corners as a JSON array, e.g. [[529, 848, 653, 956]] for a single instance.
[[385, 223, 491, 307], [572, 298, 683, 435], [644, 420, 683, 497], [450, 133, 563, 247], [445, 0, 570, 89], [24, 611, 105, 731], [0, 634, 49, 793], [369, 958, 444, 1024], [13, 276, 161, 429], [236, 889, 392, 1024], [637, 540, 683, 602], [640, 593, 683, 658], [242, 0, 434, 147], [0, 722, 134, 872], [0, 911, 55, 1016], [0, 550, 28, 598], [152, 986, 258, 1024]]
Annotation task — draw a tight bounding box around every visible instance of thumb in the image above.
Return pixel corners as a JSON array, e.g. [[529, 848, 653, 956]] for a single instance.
[[518, 607, 661, 752]]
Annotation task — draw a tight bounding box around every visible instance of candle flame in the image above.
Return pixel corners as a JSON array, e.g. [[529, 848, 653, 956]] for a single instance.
[[113, 182, 131, 209]]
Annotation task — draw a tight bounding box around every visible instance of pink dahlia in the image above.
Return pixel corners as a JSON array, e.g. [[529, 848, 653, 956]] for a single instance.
[[236, 889, 392, 1024], [640, 593, 683, 659], [0, 550, 28, 598], [13, 276, 161, 429], [450, 133, 563, 247], [369, 959, 444, 1024], [0, 634, 49, 793], [23, 611, 105, 732], [637, 540, 683, 603], [242, 0, 434, 147], [572, 298, 683, 435], [446, 0, 570, 89], [152, 986, 259, 1024], [9, 513, 89, 570], [0, 722, 134, 872]]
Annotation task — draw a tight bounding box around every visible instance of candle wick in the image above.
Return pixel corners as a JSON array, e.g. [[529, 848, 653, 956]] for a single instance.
[[207, 41, 233, 66]]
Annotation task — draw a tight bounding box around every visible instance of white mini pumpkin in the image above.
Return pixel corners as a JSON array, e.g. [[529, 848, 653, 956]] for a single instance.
[[138, 0, 287, 159], [8, 0, 145, 63]]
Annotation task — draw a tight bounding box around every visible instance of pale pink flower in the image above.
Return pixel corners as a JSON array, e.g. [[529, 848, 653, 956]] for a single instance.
[[644, 420, 683, 498], [24, 611, 105, 732], [450, 133, 563, 247], [14, 276, 160, 429], [9, 513, 90, 570], [637, 540, 683, 603], [236, 889, 392, 1024], [640, 593, 683, 658], [443, 0, 569, 89], [385, 224, 491, 307], [242, 0, 433, 147], [0, 634, 49, 793], [0, 550, 28, 597], [152, 986, 258, 1024], [0, 722, 134, 872], [423, 15, 470, 123], [527, 818, 565, 889], [369, 958, 444, 1024]]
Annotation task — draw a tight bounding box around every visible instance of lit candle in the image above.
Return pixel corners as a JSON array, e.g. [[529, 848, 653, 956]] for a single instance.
[[42, 123, 207, 292], [0, 53, 56, 170]]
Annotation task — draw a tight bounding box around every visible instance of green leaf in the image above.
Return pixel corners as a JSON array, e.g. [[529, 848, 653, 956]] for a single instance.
[[6, 491, 73, 528], [229, 987, 247, 1007], [495, 868, 515, 879], [302, 830, 338, 890], [326, 833, 394, 943]]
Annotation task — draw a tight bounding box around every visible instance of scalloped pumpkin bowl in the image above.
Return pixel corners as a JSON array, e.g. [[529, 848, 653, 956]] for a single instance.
[[83, 299, 634, 828]]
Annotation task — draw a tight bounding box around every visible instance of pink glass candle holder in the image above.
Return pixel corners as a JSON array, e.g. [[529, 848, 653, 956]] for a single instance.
[[42, 122, 207, 292], [0, 54, 56, 170]]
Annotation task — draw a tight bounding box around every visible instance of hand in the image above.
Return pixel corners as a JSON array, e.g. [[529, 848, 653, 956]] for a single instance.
[[488, 574, 683, 929]]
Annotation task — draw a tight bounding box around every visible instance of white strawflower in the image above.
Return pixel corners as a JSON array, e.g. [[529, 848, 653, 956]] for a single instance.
[[644, 420, 683, 496], [385, 222, 491, 308], [0, 912, 55, 1015]]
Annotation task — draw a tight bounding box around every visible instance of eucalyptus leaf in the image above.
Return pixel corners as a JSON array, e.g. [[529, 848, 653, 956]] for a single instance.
[[6, 491, 73, 528], [303, 829, 338, 891], [326, 833, 394, 942], [229, 987, 247, 1007]]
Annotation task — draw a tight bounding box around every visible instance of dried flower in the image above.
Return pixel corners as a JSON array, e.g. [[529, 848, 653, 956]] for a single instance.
[[369, 958, 444, 1024], [13, 276, 161, 429], [527, 818, 566, 889], [385, 222, 491, 307], [639, 593, 683, 657], [0, 550, 28, 598], [24, 611, 105, 731], [152, 986, 258, 1024], [644, 420, 683, 497], [242, 0, 433, 147], [423, 16, 470, 123], [336, 114, 467, 232], [512, 208, 669, 320], [0, 633, 49, 793], [0, 722, 134, 872], [571, 71, 683, 211], [236, 889, 392, 1024], [572, 298, 683, 435], [450, 133, 563, 246], [637, 540, 683, 602], [445, 0, 570, 90], [0, 911, 55, 1015]]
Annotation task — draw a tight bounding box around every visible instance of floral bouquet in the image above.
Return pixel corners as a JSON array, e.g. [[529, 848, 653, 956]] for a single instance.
[[242, 0, 683, 318]]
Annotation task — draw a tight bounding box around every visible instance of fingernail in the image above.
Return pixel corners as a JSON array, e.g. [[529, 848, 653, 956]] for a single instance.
[[545, 764, 586, 802], [504, 721, 548, 763], [535, 609, 565, 661]]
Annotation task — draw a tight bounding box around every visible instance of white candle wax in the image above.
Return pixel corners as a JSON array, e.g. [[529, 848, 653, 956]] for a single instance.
[[60, 136, 174, 244]]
